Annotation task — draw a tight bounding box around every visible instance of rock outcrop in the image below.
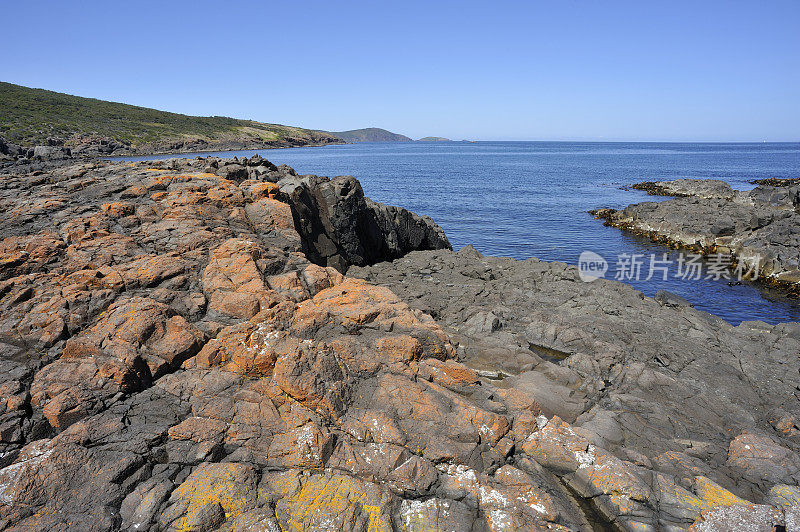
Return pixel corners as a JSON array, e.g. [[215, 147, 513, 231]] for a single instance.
[[0, 137, 73, 163], [0, 132, 343, 166], [749, 177, 800, 187], [279, 172, 451, 271], [594, 178, 800, 290], [0, 160, 796, 531]]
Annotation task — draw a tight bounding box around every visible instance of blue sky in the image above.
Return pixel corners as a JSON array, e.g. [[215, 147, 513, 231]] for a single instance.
[[3, 1, 798, 141]]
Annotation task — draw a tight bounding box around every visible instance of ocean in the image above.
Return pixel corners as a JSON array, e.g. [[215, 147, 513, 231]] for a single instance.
[[113, 141, 800, 325]]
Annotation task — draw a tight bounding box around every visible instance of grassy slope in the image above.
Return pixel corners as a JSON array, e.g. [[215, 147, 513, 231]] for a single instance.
[[0, 81, 337, 147]]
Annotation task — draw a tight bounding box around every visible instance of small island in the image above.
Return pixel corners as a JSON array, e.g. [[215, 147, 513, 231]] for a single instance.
[[417, 136, 451, 142]]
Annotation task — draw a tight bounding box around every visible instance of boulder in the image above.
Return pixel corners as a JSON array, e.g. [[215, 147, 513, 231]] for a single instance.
[[33, 145, 71, 159]]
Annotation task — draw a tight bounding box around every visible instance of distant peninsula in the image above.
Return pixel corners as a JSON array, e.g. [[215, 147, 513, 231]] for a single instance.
[[417, 136, 451, 142], [325, 127, 412, 143]]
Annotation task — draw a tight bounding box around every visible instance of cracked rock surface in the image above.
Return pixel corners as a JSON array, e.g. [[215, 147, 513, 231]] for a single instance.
[[351, 245, 800, 530]]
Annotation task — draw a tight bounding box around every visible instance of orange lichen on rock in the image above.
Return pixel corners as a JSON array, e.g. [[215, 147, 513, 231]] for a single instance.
[[30, 296, 204, 429], [376, 335, 423, 363], [100, 201, 135, 217], [522, 415, 594, 474], [246, 181, 280, 199], [417, 358, 480, 389], [202, 238, 267, 294]]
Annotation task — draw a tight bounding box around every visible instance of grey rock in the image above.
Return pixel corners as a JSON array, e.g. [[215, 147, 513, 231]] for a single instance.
[[633, 178, 735, 199], [217, 162, 247, 181], [748, 184, 800, 210], [351, 247, 800, 501], [32, 145, 71, 159], [507, 370, 587, 423]]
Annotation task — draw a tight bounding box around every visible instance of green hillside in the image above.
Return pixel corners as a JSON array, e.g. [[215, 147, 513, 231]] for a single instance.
[[0, 81, 340, 149]]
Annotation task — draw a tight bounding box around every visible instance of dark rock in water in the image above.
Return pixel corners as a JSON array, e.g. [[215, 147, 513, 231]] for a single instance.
[[749, 177, 800, 187], [654, 289, 692, 307]]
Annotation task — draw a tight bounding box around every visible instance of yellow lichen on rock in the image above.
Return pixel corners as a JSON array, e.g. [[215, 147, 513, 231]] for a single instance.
[[692, 475, 751, 509], [166, 463, 258, 531], [270, 473, 393, 531]]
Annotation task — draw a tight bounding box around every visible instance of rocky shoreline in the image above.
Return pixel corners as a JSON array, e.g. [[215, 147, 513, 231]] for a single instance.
[[0, 134, 343, 166], [750, 178, 800, 188], [593, 178, 800, 294], [0, 159, 798, 530]]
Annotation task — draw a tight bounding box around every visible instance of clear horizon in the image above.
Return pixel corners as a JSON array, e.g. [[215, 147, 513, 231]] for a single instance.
[[3, 0, 799, 142]]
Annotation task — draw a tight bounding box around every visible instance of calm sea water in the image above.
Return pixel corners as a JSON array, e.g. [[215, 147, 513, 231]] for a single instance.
[[114, 142, 800, 325]]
